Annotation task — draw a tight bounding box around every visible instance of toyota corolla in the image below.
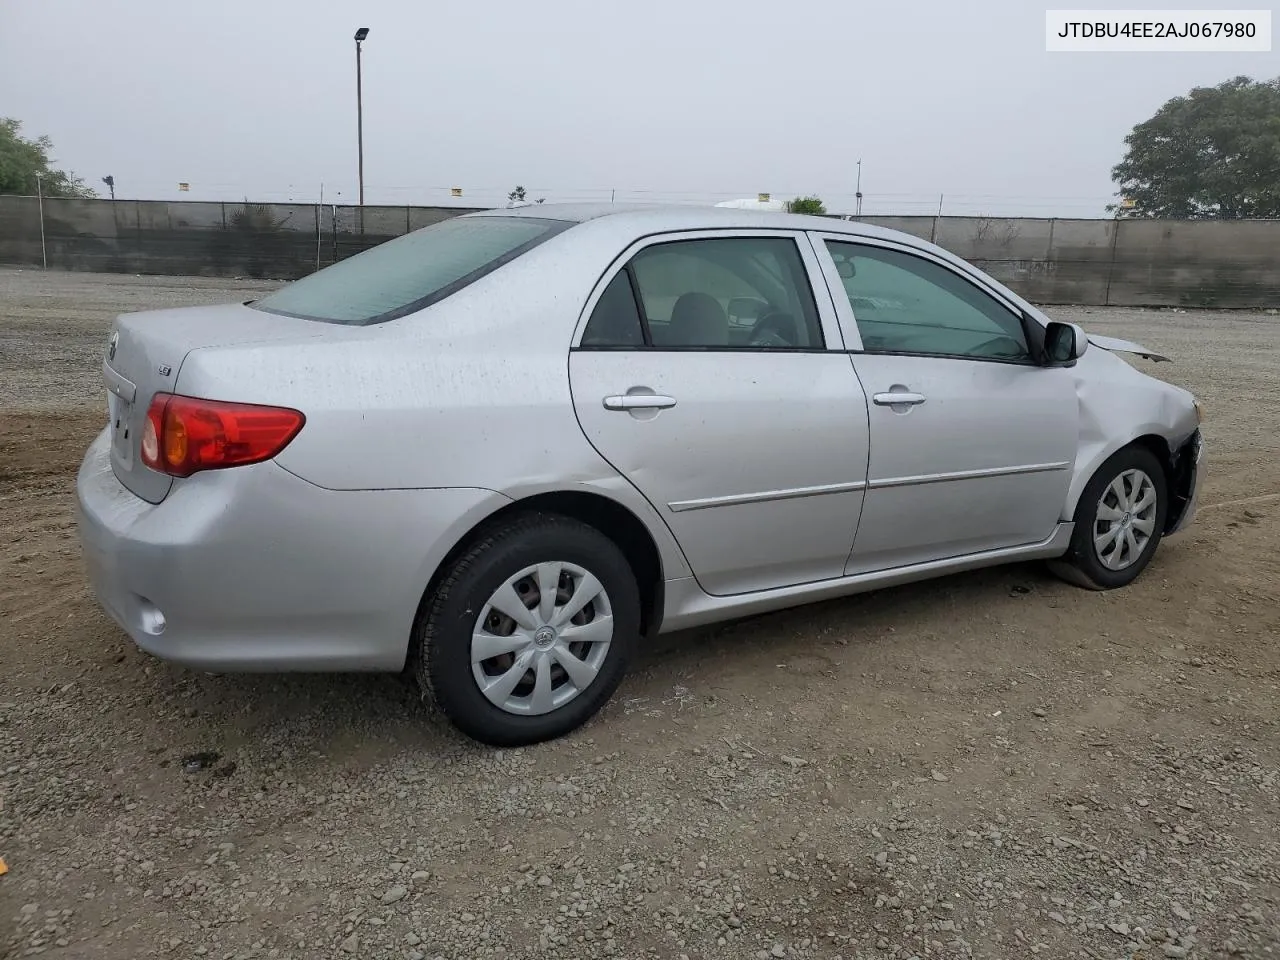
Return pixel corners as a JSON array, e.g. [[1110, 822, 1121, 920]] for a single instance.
[[77, 204, 1203, 745]]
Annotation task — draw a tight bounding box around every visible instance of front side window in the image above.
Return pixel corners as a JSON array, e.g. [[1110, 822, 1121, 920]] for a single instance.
[[252, 215, 568, 325], [580, 236, 824, 349], [825, 240, 1030, 362]]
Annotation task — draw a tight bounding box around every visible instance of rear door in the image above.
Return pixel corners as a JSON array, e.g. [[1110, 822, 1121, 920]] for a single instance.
[[569, 230, 871, 597], [811, 235, 1079, 574]]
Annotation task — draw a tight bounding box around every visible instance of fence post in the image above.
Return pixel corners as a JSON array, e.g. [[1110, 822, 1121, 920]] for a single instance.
[[331, 205, 339, 264], [1104, 217, 1122, 306], [35, 176, 48, 269]]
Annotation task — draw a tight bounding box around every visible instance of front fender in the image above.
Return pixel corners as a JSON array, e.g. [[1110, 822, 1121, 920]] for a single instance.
[[1061, 352, 1198, 521], [1085, 334, 1170, 363]]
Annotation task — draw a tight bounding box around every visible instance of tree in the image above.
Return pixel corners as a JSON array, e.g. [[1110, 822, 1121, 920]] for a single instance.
[[0, 118, 96, 198], [222, 202, 290, 279], [506, 184, 545, 206], [1111, 76, 1280, 219], [785, 195, 826, 215]]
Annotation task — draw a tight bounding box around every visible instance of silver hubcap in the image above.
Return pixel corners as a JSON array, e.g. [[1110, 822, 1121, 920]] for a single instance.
[[1093, 468, 1158, 571], [471, 562, 613, 716]]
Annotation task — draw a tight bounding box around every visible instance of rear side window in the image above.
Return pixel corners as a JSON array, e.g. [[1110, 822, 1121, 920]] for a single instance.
[[578, 236, 824, 350], [631, 237, 824, 348], [251, 216, 568, 325]]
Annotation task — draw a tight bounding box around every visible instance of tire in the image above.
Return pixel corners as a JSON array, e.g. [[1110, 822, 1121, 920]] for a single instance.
[[414, 512, 641, 746], [1049, 445, 1168, 590]]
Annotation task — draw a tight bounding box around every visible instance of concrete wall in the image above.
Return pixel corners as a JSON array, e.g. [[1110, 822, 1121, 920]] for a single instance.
[[1, 196, 1277, 307]]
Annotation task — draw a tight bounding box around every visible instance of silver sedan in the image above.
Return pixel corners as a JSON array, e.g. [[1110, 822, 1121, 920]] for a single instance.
[[76, 205, 1204, 745]]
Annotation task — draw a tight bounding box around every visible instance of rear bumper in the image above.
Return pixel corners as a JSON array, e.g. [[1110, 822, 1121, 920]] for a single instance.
[[76, 428, 508, 672], [1167, 430, 1204, 535]]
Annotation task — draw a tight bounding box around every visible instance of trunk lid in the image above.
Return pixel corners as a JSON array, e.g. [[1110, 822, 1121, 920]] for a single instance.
[[103, 302, 324, 503]]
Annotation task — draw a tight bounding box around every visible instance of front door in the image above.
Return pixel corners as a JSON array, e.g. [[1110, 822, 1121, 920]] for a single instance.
[[569, 231, 870, 597], [814, 236, 1079, 574]]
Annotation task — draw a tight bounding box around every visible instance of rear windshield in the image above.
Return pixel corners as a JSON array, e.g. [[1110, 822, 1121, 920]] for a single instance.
[[250, 215, 569, 325]]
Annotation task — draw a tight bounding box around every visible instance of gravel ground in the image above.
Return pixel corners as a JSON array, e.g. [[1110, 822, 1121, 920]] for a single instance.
[[1, 266, 1278, 960]]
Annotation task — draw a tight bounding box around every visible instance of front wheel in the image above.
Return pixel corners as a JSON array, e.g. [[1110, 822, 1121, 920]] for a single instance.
[[1049, 445, 1168, 590], [414, 513, 641, 746]]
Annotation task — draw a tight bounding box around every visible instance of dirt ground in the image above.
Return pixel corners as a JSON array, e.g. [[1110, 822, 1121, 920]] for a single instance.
[[1, 266, 1277, 960]]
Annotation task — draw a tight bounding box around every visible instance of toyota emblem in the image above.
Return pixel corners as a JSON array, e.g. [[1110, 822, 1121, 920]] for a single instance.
[[107, 331, 118, 362]]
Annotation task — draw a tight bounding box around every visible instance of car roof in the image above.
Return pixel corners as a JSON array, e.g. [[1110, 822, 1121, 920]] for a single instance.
[[465, 202, 910, 244]]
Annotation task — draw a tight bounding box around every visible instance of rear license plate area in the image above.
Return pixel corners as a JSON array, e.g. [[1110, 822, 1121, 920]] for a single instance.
[[108, 392, 134, 467]]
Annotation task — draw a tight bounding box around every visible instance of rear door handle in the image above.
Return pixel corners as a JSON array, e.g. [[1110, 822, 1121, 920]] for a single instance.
[[872, 391, 926, 406], [603, 394, 677, 411]]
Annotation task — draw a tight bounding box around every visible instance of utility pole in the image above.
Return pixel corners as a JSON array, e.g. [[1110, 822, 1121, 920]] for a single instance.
[[855, 159, 863, 218], [354, 27, 370, 206]]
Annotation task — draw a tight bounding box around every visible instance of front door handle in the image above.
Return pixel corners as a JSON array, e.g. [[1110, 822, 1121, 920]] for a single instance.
[[603, 394, 677, 411], [872, 391, 926, 406]]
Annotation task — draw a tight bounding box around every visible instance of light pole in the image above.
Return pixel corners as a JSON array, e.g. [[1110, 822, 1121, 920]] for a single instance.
[[354, 26, 369, 206]]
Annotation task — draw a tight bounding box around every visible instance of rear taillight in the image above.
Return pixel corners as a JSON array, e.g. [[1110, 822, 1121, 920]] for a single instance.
[[139, 393, 305, 478]]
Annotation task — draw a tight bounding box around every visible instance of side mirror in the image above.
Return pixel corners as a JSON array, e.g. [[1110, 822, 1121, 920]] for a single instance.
[[1043, 321, 1087, 365]]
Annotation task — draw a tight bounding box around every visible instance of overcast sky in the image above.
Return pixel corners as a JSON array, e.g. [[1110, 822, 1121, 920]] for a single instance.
[[2, 0, 1276, 216]]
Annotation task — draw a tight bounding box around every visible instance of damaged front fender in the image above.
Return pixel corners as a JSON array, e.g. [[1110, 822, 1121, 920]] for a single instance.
[[1061, 345, 1199, 525], [1085, 334, 1170, 363]]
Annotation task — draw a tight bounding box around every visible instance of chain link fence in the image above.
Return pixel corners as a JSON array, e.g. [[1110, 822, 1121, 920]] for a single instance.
[[1, 196, 1277, 307]]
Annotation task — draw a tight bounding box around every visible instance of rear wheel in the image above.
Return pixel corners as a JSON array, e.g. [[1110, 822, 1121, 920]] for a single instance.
[[414, 513, 640, 746], [1049, 445, 1168, 590]]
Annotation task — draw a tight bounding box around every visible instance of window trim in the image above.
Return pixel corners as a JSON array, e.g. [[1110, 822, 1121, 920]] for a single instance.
[[623, 265, 654, 347], [571, 228, 846, 353], [812, 233, 1041, 366]]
